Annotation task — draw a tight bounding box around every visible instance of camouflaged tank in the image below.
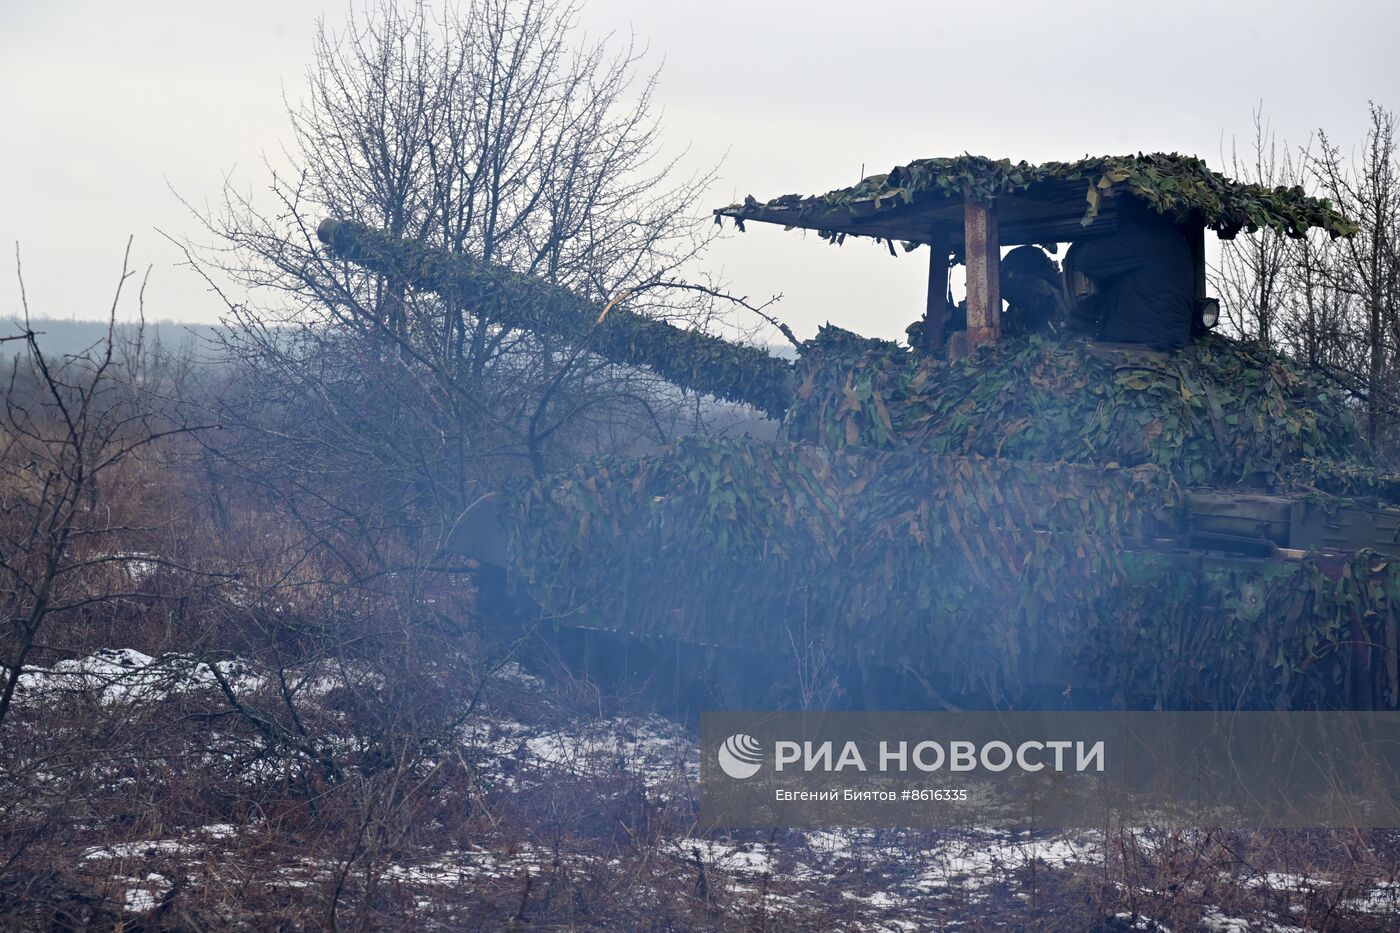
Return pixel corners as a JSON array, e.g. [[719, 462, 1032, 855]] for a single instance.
[[315, 153, 1400, 711]]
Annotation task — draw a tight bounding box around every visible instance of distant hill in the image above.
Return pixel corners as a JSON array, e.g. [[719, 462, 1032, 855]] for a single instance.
[[0, 318, 224, 359]]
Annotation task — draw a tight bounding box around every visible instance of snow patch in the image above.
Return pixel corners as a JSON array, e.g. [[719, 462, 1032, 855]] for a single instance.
[[16, 649, 261, 705], [1199, 910, 1250, 932], [677, 838, 772, 875]]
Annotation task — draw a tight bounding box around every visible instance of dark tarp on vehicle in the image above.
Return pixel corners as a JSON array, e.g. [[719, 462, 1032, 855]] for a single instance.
[[1063, 201, 1194, 349]]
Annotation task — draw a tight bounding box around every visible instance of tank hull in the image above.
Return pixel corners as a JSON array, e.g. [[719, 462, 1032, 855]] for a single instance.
[[463, 436, 1400, 711]]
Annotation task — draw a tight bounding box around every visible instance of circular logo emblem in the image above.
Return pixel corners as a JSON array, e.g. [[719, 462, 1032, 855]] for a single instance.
[[717, 733, 763, 780]]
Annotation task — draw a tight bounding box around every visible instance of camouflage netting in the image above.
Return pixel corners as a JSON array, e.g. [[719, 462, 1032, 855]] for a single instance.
[[317, 219, 794, 418], [502, 335, 1400, 709], [506, 436, 1400, 710], [716, 153, 1357, 242], [787, 330, 1385, 497]]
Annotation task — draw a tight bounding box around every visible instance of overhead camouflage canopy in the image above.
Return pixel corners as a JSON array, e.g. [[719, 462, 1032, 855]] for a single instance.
[[716, 153, 1357, 352], [714, 153, 1357, 247]]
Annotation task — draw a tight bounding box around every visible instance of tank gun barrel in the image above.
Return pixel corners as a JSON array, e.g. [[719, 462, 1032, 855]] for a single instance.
[[316, 218, 794, 418]]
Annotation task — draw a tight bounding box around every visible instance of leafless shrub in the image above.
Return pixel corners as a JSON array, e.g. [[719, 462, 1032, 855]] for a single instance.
[[0, 242, 203, 728], [0, 244, 214, 924]]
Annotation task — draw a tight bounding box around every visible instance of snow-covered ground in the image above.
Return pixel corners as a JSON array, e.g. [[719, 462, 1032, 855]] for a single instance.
[[9, 648, 1400, 930]]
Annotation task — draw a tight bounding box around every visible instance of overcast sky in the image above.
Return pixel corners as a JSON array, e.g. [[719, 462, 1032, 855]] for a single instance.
[[3, 0, 1398, 342]]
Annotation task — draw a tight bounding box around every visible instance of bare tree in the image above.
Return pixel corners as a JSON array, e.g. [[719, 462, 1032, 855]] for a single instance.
[[162, 8, 760, 905], [1213, 103, 1400, 461], [180, 0, 744, 569], [1309, 104, 1400, 449], [1215, 105, 1301, 348], [1216, 116, 1358, 382]]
